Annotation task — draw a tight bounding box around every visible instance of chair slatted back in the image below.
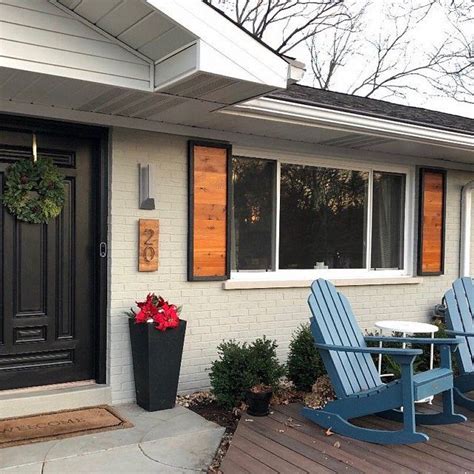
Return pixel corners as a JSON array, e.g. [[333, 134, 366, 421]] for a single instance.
[[444, 277, 474, 374], [308, 279, 382, 398]]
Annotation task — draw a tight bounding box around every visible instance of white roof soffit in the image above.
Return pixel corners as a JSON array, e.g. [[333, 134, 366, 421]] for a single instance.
[[37, 0, 303, 103], [222, 97, 474, 151]]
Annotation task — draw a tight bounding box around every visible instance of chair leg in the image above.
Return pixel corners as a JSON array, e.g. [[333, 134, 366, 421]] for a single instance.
[[379, 389, 467, 425], [416, 389, 466, 425], [400, 360, 418, 436], [454, 387, 474, 411]]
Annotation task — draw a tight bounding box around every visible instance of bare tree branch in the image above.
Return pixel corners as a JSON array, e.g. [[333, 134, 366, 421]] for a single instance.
[[206, 0, 473, 105]]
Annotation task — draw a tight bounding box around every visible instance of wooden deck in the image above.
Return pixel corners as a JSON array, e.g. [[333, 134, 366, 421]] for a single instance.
[[221, 395, 474, 473]]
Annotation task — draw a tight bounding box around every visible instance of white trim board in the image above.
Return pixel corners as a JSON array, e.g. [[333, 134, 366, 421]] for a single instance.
[[223, 98, 474, 152], [223, 277, 424, 290], [1, 98, 473, 172], [0, 384, 112, 418]]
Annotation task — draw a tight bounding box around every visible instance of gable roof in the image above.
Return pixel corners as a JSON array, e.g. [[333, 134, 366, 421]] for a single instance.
[[268, 84, 474, 136]]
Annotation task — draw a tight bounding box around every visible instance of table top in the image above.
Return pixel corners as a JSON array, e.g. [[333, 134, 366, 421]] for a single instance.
[[375, 320, 439, 334]]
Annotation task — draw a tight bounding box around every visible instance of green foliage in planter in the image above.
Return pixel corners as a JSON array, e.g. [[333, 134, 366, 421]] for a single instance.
[[209, 337, 284, 409], [248, 337, 285, 388], [287, 324, 326, 391]]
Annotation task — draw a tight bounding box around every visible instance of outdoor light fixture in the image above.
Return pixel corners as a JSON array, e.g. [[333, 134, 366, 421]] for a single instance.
[[138, 164, 156, 210]]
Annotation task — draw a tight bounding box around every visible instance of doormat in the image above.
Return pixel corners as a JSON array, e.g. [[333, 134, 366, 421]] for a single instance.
[[0, 406, 133, 448]]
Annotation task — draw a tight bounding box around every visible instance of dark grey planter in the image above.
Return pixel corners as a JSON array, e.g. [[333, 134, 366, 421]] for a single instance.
[[129, 319, 186, 411], [246, 388, 273, 416]]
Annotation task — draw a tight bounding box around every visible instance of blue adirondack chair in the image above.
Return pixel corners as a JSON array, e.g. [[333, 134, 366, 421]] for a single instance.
[[302, 279, 466, 445], [443, 277, 474, 410]]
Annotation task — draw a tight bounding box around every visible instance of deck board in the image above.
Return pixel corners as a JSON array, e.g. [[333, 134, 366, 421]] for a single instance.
[[220, 394, 474, 473]]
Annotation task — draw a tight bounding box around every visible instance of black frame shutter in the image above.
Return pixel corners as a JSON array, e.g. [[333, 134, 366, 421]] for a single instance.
[[417, 167, 447, 276], [188, 140, 232, 281]]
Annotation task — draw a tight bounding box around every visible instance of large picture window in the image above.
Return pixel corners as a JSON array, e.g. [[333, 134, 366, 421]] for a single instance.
[[231, 156, 408, 277], [280, 164, 368, 270]]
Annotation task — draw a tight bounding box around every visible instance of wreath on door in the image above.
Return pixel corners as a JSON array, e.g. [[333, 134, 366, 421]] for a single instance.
[[2, 157, 65, 224]]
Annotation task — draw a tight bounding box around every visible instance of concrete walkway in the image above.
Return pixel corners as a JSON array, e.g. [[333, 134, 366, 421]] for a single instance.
[[0, 404, 225, 473]]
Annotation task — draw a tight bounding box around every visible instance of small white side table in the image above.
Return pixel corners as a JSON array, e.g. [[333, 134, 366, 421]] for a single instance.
[[374, 320, 439, 404]]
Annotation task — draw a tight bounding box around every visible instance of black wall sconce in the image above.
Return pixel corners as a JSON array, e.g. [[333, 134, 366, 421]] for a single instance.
[[138, 164, 156, 210]]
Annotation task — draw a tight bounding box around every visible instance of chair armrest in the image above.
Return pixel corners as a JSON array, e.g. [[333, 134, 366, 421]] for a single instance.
[[315, 343, 422, 363], [446, 330, 474, 337], [365, 336, 460, 346]]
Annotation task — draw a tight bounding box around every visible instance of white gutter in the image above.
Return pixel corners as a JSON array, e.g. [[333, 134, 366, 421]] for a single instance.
[[222, 98, 474, 152], [460, 181, 474, 277]]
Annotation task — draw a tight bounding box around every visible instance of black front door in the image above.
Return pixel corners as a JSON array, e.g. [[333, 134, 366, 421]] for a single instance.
[[0, 122, 103, 390]]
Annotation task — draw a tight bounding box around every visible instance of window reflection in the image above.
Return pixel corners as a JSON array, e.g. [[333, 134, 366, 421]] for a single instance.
[[231, 157, 276, 270], [279, 164, 368, 269]]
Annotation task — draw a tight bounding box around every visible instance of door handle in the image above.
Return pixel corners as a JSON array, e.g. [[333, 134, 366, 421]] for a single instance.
[[99, 242, 107, 258]]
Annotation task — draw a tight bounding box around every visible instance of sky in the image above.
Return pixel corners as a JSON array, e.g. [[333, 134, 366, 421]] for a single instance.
[[217, 0, 474, 119]]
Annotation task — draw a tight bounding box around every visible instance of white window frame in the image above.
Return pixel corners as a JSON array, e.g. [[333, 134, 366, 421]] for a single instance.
[[230, 148, 415, 281]]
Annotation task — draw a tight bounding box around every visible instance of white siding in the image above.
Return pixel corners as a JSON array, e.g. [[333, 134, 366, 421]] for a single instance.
[[0, 0, 151, 90]]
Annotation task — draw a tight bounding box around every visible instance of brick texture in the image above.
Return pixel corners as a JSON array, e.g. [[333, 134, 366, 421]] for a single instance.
[[108, 127, 474, 403]]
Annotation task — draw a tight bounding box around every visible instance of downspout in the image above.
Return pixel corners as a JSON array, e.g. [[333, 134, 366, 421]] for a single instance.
[[460, 180, 474, 277]]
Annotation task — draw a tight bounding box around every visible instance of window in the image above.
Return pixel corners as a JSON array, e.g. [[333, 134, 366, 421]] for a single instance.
[[231, 156, 276, 271], [231, 156, 408, 277], [371, 172, 405, 270], [280, 164, 368, 269]]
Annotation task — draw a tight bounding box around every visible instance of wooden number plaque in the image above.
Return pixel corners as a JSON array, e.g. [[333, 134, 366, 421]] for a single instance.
[[139, 219, 159, 272]]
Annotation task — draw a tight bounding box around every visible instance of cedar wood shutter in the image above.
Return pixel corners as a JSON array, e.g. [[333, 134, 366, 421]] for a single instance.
[[188, 141, 231, 281], [417, 168, 447, 275]]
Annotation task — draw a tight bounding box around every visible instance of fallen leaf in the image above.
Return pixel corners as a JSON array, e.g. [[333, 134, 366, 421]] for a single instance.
[[325, 428, 334, 436], [334, 441, 341, 448], [278, 429, 285, 433]]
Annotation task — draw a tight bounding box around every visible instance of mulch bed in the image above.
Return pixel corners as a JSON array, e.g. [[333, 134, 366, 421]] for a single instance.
[[189, 400, 240, 433]]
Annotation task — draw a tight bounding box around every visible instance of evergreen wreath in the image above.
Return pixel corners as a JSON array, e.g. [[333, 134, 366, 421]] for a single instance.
[[2, 158, 65, 224]]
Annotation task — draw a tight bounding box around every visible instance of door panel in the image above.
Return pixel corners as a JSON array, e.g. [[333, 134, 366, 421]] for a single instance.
[[0, 127, 99, 390]]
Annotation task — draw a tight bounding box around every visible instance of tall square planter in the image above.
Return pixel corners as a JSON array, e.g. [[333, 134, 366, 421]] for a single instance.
[[129, 319, 187, 411]]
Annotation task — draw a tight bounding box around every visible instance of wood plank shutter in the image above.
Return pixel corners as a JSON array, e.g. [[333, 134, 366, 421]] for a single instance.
[[188, 141, 231, 281], [418, 168, 447, 275]]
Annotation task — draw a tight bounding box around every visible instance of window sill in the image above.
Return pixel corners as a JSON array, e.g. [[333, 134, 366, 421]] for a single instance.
[[223, 276, 423, 290]]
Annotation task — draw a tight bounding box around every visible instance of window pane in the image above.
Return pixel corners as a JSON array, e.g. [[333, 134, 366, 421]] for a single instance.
[[371, 172, 405, 269], [231, 157, 276, 270], [279, 164, 368, 269]]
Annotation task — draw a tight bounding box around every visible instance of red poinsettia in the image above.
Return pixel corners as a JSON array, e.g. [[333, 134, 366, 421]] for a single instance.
[[135, 293, 159, 324], [129, 293, 181, 331]]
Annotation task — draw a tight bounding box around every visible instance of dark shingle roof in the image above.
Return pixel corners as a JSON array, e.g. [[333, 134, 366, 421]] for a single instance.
[[268, 84, 474, 136]]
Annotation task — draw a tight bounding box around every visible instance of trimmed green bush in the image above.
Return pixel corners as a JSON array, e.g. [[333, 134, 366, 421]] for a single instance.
[[248, 337, 285, 388], [209, 337, 285, 409], [287, 324, 325, 391]]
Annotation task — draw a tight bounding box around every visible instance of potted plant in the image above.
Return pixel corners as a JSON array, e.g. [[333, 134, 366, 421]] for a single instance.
[[128, 294, 185, 411], [246, 383, 273, 416], [245, 337, 285, 417]]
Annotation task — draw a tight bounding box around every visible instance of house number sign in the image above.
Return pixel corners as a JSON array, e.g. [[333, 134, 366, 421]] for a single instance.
[[139, 219, 159, 272]]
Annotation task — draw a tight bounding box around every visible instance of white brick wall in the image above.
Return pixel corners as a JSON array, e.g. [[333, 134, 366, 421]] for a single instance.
[[108, 127, 474, 404]]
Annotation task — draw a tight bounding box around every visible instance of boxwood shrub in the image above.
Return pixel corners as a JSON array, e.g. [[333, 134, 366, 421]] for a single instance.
[[287, 324, 326, 391], [209, 337, 285, 408]]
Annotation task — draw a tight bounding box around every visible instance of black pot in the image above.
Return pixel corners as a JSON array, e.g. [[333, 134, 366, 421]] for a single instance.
[[129, 319, 186, 411], [246, 388, 273, 416]]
